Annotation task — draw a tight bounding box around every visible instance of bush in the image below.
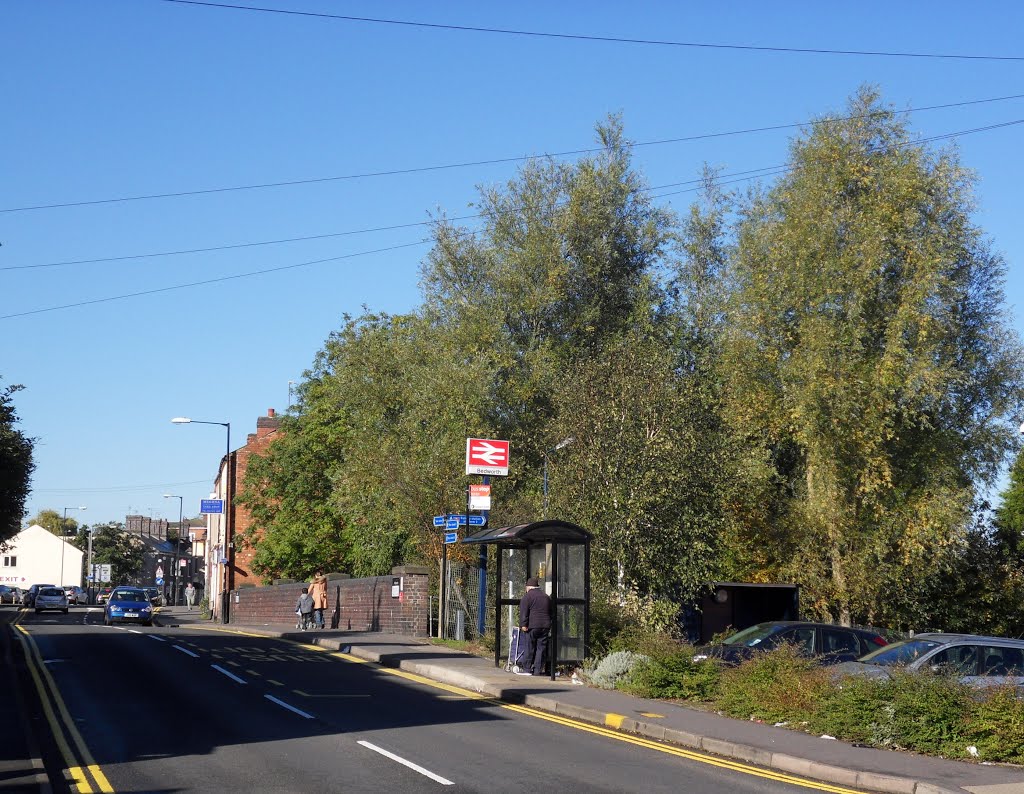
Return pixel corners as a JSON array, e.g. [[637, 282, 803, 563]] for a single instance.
[[811, 673, 894, 744], [884, 670, 971, 755], [715, 644, 829, 725], [963, 685, 1024, 763], [588, 650, 647, 690], [624, 647, 721, 701]]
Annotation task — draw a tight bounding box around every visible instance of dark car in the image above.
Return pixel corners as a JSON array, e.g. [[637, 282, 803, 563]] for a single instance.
[[835, 633, 1024, 689], [143, 587, 164, 607], [103, 586, 154, 626], [692, 621, 888, 666], [0, 585, 23, 604], [96, 587, 113, 604], [23, 584, 56, 609]]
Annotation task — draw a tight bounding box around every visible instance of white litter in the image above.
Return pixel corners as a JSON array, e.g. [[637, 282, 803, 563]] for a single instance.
[[967, 746, 979, 758], [819, 735, 837, 741]]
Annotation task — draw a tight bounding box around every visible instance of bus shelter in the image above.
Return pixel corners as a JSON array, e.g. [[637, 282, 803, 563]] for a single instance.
[[461, 520, 591, 680]]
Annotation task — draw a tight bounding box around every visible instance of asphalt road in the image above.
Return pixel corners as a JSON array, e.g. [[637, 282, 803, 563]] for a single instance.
[[4, 606, 854, 793]]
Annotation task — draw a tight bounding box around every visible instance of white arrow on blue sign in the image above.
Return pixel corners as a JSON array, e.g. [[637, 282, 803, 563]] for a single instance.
[[445, 519, 460, 531], [433, 516, 446, 526], [444, 531, 458, 544]]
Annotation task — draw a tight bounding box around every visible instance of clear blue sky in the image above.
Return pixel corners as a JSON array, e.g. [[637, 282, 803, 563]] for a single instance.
[[4, 1, 1024, 527]]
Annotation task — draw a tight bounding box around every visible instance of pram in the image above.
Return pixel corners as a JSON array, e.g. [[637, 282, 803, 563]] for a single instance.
[[505, 626, 531, 674]]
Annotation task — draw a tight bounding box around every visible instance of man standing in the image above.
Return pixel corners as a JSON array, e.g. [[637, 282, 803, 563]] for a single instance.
[[518, 577, 552, 677], [184, 582, 197, 611]]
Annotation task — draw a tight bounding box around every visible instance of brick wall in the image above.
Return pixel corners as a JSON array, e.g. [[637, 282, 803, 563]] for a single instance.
[[230, 566, 431, 636]]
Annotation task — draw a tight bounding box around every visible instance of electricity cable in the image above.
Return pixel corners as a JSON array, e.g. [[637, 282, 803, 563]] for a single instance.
[[3, 92, 1022, 215], [157, 0, 1024, 62]]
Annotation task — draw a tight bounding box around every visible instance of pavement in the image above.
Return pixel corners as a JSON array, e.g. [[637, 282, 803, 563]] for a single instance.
[[154, 605, 1024, 794]]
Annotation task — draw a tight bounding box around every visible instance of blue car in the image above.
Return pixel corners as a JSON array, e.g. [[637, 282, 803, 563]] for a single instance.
[[103, 586, 154, 626]]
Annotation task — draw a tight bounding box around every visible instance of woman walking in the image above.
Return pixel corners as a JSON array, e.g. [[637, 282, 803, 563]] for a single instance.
[[309, 573, 328, 629]]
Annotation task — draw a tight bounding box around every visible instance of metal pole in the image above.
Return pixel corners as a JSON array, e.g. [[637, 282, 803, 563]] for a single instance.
[[476, 476, 489, 638], [550, 542, 558, 681], [223, 424, 231, 624], [542, 455, 548, 520], [173, 496, 182, 605], [60, 508, 68, 587]]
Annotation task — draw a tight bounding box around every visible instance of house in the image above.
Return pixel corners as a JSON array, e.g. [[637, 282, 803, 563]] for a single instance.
[[2, 524, 85, 588]]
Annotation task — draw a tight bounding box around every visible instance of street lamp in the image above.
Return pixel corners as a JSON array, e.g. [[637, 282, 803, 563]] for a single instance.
[[164, 494, 184, 607], [542, 438, 574, 520], [172, 417, 231, 623], [60, 506, 86, 588]]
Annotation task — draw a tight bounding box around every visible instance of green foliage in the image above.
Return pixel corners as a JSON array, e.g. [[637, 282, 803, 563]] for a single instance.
[[718, 87, 1024, 624], [0, 381, 34, 546], [716, 645, 829, 725], [624, 646, 721, 701], [964, 686, 1024, 763], [85, 524, 145, 585]]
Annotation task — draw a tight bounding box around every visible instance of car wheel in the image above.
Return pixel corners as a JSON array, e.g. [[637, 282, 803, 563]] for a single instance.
[[35, 609, 40, 614], [143, 620, 152, 627], [63, 608, 68, 614]]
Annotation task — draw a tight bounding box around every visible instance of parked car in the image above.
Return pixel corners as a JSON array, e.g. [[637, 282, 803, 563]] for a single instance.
[[34, 586, 69, 614], [143, 587, 164, 607], [96, 587, 113, 604], [0, 585, 23, 604], [63, 585, 86, 605], [835, 633, 1024, 688], [692, 621, 889, 666], [23, 584, 56, 609], [103, 586, 154, 626]]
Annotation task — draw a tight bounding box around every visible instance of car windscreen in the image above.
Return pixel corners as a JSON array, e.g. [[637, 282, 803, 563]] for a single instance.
[[722, 624, 781, 647], [857, 638, 942, 666], [39, 587, 65, 597], [112, 590, 147, 602]]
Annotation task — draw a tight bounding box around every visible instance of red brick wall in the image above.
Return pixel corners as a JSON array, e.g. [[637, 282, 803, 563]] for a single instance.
[[230, 566, 431, 636]]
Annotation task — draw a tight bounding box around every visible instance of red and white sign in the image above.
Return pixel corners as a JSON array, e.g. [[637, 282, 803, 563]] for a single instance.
[[466, 438, 510, 476], [469, 484, 492, 511]]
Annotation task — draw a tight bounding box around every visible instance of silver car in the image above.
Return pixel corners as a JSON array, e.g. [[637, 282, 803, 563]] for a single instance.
[[835, 632, 1024, 688], [34, 586, 69, 614]]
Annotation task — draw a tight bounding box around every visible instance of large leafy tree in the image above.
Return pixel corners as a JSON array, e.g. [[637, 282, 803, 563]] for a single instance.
[[29, 508, 82, 536], [72, 523, 145, 585], [720, 88, 1024, 625], [0, 382, 34, 545]]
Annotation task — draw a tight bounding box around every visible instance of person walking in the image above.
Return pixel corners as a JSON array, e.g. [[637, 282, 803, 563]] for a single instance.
[[309, 573, 328, 630], [184, 582, 197, 611], [295, 587, 315, 630], [517, 577, 552, 677]]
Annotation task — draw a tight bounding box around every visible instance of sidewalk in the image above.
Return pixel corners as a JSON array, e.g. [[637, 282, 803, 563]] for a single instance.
[[156, 606, 1024, 794]]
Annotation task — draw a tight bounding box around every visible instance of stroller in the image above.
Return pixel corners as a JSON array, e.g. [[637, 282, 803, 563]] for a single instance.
[[506, 626, 531, 674]]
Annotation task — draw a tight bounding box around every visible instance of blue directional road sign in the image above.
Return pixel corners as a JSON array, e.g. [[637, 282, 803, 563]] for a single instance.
[[433, 516, 446, 527], [446, 515, 486, 526], [445, 519, 460, 531], [156, 577, 164, 586], [444, 531, 458, 544]]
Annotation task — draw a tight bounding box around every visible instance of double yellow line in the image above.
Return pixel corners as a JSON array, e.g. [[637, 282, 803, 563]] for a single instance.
[[12, 615, 113, 793]]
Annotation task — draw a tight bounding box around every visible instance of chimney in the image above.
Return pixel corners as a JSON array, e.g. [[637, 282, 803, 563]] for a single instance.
[[256, 407, 281, 439]]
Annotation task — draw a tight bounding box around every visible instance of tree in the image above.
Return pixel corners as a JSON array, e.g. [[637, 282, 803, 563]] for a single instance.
[[84, 523, 144, 586], [29, 509, 82, 537], [0, 381, 34, 545], [719, 88, 1024, 625]]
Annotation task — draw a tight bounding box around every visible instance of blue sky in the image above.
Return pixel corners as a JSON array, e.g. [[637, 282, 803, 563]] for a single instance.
[[4, 1, 1024, 527]]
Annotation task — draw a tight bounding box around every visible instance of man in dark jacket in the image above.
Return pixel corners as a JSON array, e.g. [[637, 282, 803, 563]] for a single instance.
[[518, 577, 552, 676]]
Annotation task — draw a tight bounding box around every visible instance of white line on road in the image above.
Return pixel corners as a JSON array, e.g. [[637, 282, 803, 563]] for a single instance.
[[356, 740, 454, 786], [148, 635, 167, 642], [211, 664, 246, 684], [173, 645, 199, 658], [264, 695, 314, 719]]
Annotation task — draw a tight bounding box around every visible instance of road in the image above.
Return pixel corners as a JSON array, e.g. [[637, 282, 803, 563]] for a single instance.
[[3, 606, 859, 793]]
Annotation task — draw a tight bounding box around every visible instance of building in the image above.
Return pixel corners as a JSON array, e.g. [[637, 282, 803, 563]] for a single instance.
[[204, 408, 281, 620], [2, 524, 85, 588]]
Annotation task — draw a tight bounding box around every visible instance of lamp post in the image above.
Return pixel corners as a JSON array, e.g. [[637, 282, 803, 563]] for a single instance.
[[172, 417, 231, 623], [542, 438, 574, 520], [164, 494, 184, 606], [60, 506, 86, 588]]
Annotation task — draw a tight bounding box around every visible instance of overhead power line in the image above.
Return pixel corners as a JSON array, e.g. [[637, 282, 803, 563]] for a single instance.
[[158, 0, 1024, 62], [33, 479, 212, 493], [0, 240, 429, 320], [3, 92, 1023, 215], [4, 117, 1021, 320]]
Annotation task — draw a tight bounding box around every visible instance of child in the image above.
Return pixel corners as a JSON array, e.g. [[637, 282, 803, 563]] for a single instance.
[[295, 587, 314, 630]]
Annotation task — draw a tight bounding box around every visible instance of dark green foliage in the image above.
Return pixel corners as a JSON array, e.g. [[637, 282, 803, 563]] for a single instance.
[[716, 645, 830, 725], [0, 382, 34, 544], [965, 686, 1024, 763], [624, 648, 721, 701]]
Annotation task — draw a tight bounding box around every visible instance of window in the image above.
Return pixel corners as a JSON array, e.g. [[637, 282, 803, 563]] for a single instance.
[[927, 645, 978, 675], [2, 556, 15, 567], [979, 646, 1024, 676], [822, 629, 859, 655]]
